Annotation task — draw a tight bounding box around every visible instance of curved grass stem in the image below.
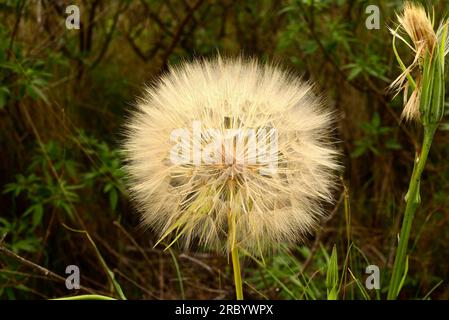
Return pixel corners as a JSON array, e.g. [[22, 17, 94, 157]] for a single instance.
[[52, 294, 116, 300]]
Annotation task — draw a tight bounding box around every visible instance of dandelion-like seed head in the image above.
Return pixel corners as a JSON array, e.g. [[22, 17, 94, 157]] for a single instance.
[[123, 57, 340, 255]]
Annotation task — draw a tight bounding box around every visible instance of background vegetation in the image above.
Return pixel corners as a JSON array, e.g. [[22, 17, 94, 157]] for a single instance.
[[1, 0, 449, 299]]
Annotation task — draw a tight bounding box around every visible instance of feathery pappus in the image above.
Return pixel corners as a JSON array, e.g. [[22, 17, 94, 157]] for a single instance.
[[123, 57, 340, 255]]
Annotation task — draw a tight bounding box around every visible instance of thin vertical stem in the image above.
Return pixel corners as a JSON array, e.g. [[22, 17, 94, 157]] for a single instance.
[[231, 244, 243, 300], [227, 183, 243, 300], [388, 124, 437, 299]]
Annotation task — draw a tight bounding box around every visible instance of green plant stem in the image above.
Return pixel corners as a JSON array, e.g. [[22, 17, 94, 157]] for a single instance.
[[231, 244, 243, 300], [62, 224, 127, 300], [388, 124, 437, 300], [227, 181, 243, 300], [168, 247, 185, 300]]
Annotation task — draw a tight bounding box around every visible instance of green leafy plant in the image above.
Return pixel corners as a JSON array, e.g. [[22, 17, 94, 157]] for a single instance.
[[351, 113, 401, 158]]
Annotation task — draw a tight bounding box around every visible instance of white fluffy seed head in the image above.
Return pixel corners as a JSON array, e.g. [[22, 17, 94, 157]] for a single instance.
[[123, 57, 341, 255]]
